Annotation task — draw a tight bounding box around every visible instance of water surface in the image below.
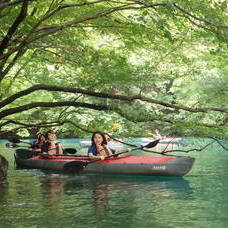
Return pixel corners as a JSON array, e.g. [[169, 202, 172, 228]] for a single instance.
[[0, 138, 228, 228]]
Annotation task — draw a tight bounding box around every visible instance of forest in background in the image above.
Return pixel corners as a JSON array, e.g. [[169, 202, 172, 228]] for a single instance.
[[0, 0, 228, 138]]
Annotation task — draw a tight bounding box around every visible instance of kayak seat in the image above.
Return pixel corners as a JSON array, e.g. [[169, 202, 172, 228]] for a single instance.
[[63, 148, 77, 154]]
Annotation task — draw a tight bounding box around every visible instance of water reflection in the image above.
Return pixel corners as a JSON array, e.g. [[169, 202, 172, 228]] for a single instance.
[[0, 182, 8, 203], [64, 174, 193, 201], [88, 175, 194, 216], [38, 173, 194, 217], [4, 137, 228, 227], [40, 174, 67, 203], [92, 182, 110, 216], [69, 175, 190, 192]]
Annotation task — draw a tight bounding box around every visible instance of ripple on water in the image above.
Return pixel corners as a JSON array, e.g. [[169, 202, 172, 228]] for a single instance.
[[1, 138, 228, 227]]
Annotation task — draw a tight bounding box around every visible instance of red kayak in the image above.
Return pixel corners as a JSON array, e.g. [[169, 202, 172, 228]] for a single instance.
[[14, 149, 195, 176]]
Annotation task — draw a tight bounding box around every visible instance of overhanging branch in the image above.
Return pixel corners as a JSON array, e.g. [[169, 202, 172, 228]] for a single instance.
[[0, 101, 110, 119], [1, 84, 228, 115], [174, 3, 228, 30], [0, 0, 29, 56]]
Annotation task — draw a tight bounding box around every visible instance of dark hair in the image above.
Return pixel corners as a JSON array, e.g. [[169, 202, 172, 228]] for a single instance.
[[37, 134, 45, 143], [91, 132, 107, 147], [104, 133, 111, 141], [45, 130, 56, 140]]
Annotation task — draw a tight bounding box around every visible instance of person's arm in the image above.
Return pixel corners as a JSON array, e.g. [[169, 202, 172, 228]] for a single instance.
[[114, 148, 131, 155], [33, 147, 42, 152], [41, 143, 48, 154], [57, 144, 63, 154], [88, 153, 105, 160], [30, 140, 37, 149], [104, 145, 114, 156], [88, 146, 105, 160]]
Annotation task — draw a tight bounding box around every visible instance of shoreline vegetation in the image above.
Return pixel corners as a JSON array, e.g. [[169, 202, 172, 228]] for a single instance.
[[1, 0, 228, 180], [0, 1, 228, 144]]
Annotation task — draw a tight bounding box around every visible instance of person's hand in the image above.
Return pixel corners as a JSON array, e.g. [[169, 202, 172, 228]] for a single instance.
[[103, 144, 107, 149], [41, 153, 49, 158], [97, 145, 104, 151], [100, 156, 105, 160], [50, 141, 56, 145]]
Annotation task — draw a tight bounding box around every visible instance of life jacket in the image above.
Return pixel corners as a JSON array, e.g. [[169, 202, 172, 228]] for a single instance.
[[31, 140, 45, 150], [41, 142, 60, 154], [97, 146, 113, 156], [88, 145, 114, 156], [97, 148, 107, 156]]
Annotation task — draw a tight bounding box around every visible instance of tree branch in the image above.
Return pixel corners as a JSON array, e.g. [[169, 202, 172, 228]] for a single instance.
[[1, 84, 228, 115], [174, 3, 228, 29], [1, 48, 27, 79], [39, 0, 107, 23], [1, 1, 227, 83], [0, 2, 164, 64], [141, 139, 215, 155], [0, 101, 110, 119], [175, 14, 215, 33], [0, 0, 29, 56], [209, 137, 228, 151], [0, 120, 65, 136], [5, 49, 37, 93], [0, 0, 26, 9], [0, 119, 62, 130]]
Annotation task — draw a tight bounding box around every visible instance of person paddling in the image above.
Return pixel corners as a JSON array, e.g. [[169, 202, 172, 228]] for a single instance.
[[41, 130, 63, 155], [88, 132, 115, 160], [31, 134, 46, 151], [88, 132, 130, 160]]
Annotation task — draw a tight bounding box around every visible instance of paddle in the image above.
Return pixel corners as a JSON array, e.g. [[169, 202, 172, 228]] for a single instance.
[[8, 138, 32, 145], [63, 148, 77, 154], [63, 139, 160, 173], [5, 143, 18, 148]]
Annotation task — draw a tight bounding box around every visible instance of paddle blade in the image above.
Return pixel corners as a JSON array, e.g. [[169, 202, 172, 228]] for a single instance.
[[63, 148, 77, 154], [143, 139, 160, 149], [6, 143, 18, 148], [63, 161, 87, 173], [8, 138, 21, 143]]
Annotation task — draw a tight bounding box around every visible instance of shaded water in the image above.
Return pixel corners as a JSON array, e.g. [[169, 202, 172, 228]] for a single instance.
[[1, 138, 228, 228]]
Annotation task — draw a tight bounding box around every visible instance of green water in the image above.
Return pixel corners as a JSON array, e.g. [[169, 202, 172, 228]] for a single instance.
[[1, 138, 228, 228]]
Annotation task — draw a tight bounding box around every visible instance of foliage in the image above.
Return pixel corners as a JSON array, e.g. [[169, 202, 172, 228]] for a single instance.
[[0, 0, 228, 138]]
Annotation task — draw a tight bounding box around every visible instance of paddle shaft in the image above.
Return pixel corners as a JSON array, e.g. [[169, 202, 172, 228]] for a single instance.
[[108, 138, 163, 155], [63, 140, 160, 173], [85, 146, 145, 165], [90, 139, 160, 162], [13, 141, 31, 145]]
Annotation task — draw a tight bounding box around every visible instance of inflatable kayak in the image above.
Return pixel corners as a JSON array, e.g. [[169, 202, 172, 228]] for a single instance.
[[14, 149, 195, 176]]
